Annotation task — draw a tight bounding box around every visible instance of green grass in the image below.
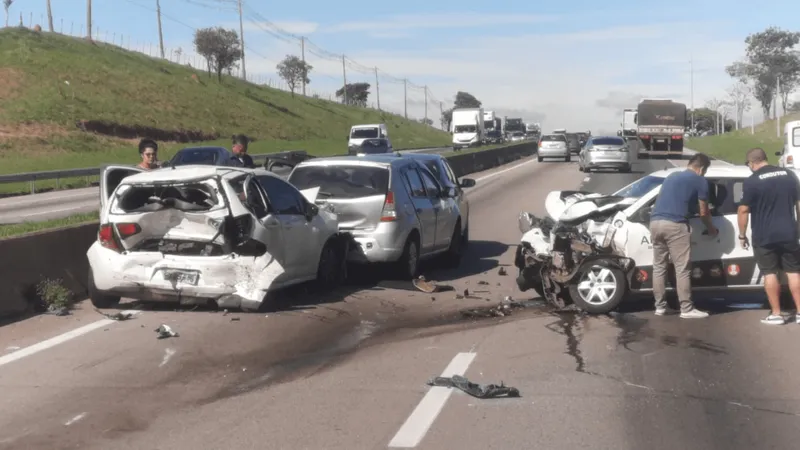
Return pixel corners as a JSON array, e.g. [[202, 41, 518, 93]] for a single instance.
[[0, 211, 99, 239], [0, 28, 450, 179], [687, 113, 800, 164]]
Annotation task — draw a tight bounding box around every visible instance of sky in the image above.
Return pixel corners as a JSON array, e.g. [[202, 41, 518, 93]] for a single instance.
[[8, 0, 800, 134]]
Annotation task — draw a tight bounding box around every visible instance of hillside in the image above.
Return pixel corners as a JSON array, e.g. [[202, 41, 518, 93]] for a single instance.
[[0, 28, 450, 175], [687, 112, 800, 163]]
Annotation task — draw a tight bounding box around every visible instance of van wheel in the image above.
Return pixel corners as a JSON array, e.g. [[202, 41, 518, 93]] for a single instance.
[[567, 264, 626, 314], [395, 235, 420, 280], [88, 271, 121, 309], [565, 155, 571, 162]]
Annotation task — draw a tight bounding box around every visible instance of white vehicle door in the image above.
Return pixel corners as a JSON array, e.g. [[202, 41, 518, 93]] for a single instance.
[[100, 165, 145, 217], [257, 175, 323, 277], [236, 175, 285, 262]]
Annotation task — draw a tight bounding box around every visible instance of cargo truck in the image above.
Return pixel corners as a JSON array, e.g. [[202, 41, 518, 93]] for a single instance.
[[504, 117, 525, 138], [636, 99, 687, 158]]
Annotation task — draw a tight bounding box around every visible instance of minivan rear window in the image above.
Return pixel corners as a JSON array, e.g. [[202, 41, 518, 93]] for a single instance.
[[351, 128, 379, 139], [289, 165, 389, 199], [592, 137, 625, 146], [541, 135, 566, 142]]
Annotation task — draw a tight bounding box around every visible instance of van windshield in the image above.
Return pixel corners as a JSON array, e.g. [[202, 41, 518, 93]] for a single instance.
[[289, 165, 389, 199], [351, 128, 379, 139], [454, 125, 477, 133], [793, 126, 800, 146]]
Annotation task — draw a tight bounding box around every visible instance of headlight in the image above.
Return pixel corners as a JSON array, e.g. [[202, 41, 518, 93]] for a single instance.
[[518, 212, 536, 233]]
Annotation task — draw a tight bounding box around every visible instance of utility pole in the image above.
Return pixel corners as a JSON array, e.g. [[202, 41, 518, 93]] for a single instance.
[[424, 86, 428, 123], [86, 0, 92, 41], [403, 79, 407, 119], [237, 0, 246, 81], [374, 67, 380, 110], [156, 0, 165, 59], [439, 101, 444, 131], [300, 37, 306, 96], [690, 56, 695, 131], [46, 0, 54, 32], [776, 75, 781, 138], [341, 55, 347, 105]]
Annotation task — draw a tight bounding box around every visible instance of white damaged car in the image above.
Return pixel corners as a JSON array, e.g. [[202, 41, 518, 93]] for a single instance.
[[515, 166, 774, 314], [87, 165, 348, 311]]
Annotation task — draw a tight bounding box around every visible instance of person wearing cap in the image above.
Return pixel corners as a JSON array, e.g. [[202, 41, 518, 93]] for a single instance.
[[231, 134, 255, 168], [738, 147, 800, 325], [136, 139, 160, 170]]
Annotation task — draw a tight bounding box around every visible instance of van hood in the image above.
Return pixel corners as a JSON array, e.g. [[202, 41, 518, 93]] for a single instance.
[[544, 190, 637, 223], [454, 133, 478, 143]]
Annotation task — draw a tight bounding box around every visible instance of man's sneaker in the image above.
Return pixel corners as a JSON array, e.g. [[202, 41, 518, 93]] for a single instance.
[[680, 309, 710, 319], [762, 314, 787, 325], [655, 307, 679, 316]]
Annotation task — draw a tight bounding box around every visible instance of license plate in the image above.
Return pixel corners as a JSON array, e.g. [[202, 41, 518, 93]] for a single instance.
[[163, 269, 199, 285]]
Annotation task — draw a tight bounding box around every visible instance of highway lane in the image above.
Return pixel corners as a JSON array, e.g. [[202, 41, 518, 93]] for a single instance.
[[2, 153, 797, 449], [0, 147, 450, 224]]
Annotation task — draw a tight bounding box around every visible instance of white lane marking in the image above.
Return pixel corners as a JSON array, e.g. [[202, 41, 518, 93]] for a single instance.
[[388, 352, 477, 448], [64, 412, 87, 426], [474, 158, 538, 182], [0, 310, 141, 368], [159, 348, 176, 367]]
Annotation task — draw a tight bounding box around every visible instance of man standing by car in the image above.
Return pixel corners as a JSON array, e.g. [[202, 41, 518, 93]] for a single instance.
[[737, 147, 800, 325], [649, 153, 718, 318], [231, 134, 255, 168]]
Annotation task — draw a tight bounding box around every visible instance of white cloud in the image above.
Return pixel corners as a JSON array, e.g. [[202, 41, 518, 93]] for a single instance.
[[321, 13, 557, 34], [226, 21, 757, 129]]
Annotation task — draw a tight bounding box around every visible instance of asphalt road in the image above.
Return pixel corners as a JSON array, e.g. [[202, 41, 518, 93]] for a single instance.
[[0, 147, 450, 224], [1, 152, 797, 450]]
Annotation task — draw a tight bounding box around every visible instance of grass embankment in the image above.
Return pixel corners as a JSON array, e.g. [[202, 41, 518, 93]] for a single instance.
[[687, 113, 800, 164], [0, 211, 98, 239], [0, 27, 451, 194]]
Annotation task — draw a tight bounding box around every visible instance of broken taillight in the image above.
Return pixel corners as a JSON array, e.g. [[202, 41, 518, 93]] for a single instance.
[[98, 224, 120, 251], [116, 222, 141, 238], [380, 191, 397, 222], [671, 135, 683, 140]]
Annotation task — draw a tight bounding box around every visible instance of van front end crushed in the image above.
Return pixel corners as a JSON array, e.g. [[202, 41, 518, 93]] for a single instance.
[[87, 242, 287, 310]]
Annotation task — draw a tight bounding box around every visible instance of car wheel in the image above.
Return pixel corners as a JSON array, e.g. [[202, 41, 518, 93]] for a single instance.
[[567, 264, 626, 314], [565, 155, 570, 162], [316, 239, 345, 288], [88, 270, 121, 309], [621, 165, 632, 173], [462, 224, 470, 249], [395, 234, 420, 280], [537, 156, 543, 162], [444, 220, 464, 267]]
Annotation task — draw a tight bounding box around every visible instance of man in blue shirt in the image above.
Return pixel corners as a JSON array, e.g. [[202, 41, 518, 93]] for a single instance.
[[737, 148, 800, 325], [649, 153, 718, 318]]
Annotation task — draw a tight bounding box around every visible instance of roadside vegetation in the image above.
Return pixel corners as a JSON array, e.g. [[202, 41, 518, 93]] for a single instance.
[[0, 28, 450, 184], [0, 211, 98, 239], [685, 26, 800, 164]]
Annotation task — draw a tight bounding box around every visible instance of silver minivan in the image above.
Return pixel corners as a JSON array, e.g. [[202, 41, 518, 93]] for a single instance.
[[287, 155, 467, 278], [578, 136, 632, 173], [537, 134, 570, 162]]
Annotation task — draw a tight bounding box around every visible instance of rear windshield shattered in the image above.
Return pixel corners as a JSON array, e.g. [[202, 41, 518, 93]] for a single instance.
[[112, 181, 221, 213], [289, 165, 389, 199]]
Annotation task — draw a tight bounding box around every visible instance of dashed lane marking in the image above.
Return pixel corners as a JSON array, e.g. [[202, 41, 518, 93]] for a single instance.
[[0, 310, 141, 368], [474, 158, 539, 182], [388, 352, 477, 448]]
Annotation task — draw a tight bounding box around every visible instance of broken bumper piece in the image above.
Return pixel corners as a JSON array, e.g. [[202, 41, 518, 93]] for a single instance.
[[427, 375, 520, 398]]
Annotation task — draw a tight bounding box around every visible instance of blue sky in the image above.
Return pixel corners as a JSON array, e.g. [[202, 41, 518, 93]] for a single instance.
[[8, 0, 800, 131]]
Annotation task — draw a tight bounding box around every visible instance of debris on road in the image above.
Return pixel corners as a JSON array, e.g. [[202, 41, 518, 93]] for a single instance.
[[230, 317, 241, 321], [477, 280, 489, 285], [412, 276, 454, 293], [95, 309, 133, 321], [155, 324, 179, 339], [428, 375, 520, 398], [498, 267, 507, 276], [46, 305, 70, 316]]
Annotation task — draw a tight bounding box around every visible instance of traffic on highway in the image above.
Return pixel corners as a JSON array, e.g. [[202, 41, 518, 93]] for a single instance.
[[3, 141, 799, 450]]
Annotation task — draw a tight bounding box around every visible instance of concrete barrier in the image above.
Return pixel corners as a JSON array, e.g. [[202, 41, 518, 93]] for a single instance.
[[0, 222, 99, 318], [0, 142, 537, 319]]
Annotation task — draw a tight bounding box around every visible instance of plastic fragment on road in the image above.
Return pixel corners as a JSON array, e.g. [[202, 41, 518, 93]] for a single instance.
[[427, 375, 520, 399], [412, 276, 454, 293], [46, 305, 70, 316], [155, 324, 179, 339], [498, 267, 507, 276], [94, 308, 133, 321]]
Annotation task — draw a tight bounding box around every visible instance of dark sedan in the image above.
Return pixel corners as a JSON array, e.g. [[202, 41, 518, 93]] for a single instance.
[[348, 138, 392, 155], [165, 146, 239, 167]]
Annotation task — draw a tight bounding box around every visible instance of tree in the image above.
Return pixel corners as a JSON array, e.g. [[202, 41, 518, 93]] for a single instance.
[[193, 27, 242, 83], [419, 117, 433, 126], [726, 27, 800, 119], [336, 83, 370, 107], [3, 0, 13, 28], [276, 55, 312, 97], [726, 82, 751, 129], [789, 101, 800, 113]]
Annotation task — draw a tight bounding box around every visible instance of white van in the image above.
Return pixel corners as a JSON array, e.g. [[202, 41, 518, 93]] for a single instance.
[[777, 120, 800, 168], [348, 124, 391, 150]]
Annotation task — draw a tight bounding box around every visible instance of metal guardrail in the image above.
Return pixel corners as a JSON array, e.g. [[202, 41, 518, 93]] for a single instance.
[[0, 147, 449, 194]]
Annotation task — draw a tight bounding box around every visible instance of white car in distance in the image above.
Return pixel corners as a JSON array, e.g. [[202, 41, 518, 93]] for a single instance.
[[87, 165, 347, 312]]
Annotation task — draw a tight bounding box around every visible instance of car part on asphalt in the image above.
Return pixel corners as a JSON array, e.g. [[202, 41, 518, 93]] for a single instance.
[[155, 324, 179, 339], [412, 276, 454, 293], [427, 375, 520, 398]]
